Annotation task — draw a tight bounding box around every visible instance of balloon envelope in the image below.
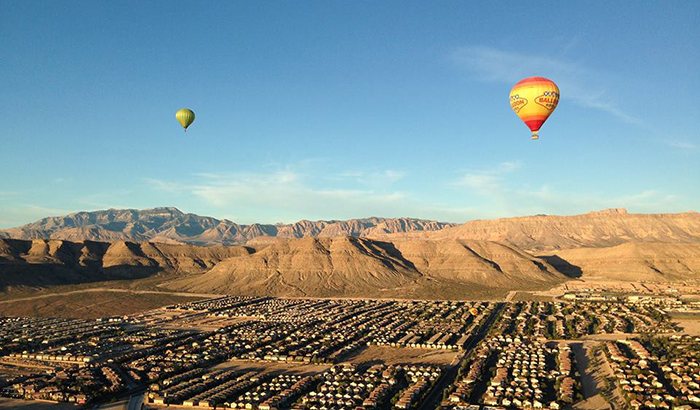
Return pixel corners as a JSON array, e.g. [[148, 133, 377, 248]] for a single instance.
[[175, 108, 195, 131], [509, 77, 559, 140]]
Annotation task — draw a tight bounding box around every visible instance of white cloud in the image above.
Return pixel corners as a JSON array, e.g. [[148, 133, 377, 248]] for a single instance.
[[0, 191, 18, 199], [332, 169, 406, 186], [448, 161, 685, 217], [513, 186, 682, 215], [73, 189, 136, 211], [451, 45, 641, 124], [141, 178, 184, 193], [664, 140, 697, 150], [451, 161, 521, 195], [454, 173, 500, 192], [0, 205, 72, 228], [449, 161, 523, 216], [146, 169, 415, 222], [1, 166, 687, 228]]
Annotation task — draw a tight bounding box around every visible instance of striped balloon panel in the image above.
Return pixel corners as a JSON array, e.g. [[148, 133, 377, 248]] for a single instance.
[[176, 108, 196, 130], [509, 77, 559, 132]]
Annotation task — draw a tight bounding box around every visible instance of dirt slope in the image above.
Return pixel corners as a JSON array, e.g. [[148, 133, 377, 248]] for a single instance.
[[168, 237, 565, 297], [0, 238, 251, 289], [420, 209, 700, 251], [552, 242, 700, 282]]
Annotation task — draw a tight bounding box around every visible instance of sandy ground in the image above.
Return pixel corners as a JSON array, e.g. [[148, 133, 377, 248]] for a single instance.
[[573, 394, 612, 410], [567, 341, 612, 410], [0, 288, 220, 303], [210, 346, 459, 377], [590, 344, 626, 409], [346, 345, 458, 366], [580, 333, 640, 341], [0, 290, 206, 319], [213, 359, 331, 376], [0, 398, 75, 409], [539, 280, 700, 297], [673, 317, 700, 336], [510, 291, 556, 302]]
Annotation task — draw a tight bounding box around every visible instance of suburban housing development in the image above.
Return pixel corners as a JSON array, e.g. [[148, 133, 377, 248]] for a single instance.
[[0, 293, 698, 409]]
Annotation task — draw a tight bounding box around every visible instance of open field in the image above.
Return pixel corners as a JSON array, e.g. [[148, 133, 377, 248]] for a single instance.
[[0, 272, 514, 320], [553, 341, 613, 410], [509, 291, 557, 302], [346, 345, 459, 366], [213, 359, 331, 376], [0, 398, 75, 409], [0, 273, 196, 300], [0, 289, 207, 319], [675, 318, 700, 335], [539, 279, 700, 296], [571, 343, 615, 410], [670, 312, 700, 335]]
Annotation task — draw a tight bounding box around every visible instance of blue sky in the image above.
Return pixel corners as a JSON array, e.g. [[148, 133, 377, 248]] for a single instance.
[[1, 1, 698, 227]]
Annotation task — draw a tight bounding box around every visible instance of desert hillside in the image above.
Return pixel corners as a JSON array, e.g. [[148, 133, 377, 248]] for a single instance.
[[551, 242, 700, 282], [2, 208, 699, 295], [0, 238, 251, 289], [166, 236, 565, 298], [394, 239, 563, 285], [417, 209, 700, 251], [4, 207, 697, 252], [0, 207, 453, 245], [1, 236, 565, 297], [170, 237, 420, 297]]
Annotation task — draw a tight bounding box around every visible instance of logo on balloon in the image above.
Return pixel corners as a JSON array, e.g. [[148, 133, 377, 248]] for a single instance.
[[510, 95, 528, 113], [534, 92, 559, 110]]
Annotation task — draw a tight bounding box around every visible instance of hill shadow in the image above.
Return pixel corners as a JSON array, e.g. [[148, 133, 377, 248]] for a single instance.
[[0, 263, 163, 293], [539, 255, 582, 278], [369, 240, 419, 272]]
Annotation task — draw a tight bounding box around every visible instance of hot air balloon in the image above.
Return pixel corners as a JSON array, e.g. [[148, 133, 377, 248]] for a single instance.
[[469, 307, 479, 316], [175, 108, 195, 132], [509, 77, 559, 140]]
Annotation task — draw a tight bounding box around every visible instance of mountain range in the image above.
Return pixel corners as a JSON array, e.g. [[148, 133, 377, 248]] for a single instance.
[[0, 207, 453, 245], [0, 238, 250, 289], [423, 208, 700, 251], [0, 236, 565, 298], [169, 236, 565, 298], [1, 207, 699, 297]]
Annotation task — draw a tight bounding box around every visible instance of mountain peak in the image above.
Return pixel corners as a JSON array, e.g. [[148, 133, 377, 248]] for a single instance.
[[2, 207, 698, 250], [587, 208, 628, 216], [151, 206, 183, 212], [0, 208, 453, 246], [430, 208, 699, 251]]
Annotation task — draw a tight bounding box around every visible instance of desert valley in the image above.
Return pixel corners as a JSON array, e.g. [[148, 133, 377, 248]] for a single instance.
[[1, 207, 698, 304], [5, 2, 700, 408], [1, 207, 700, 410]]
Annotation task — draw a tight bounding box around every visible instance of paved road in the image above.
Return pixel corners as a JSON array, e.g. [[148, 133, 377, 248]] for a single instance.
[[418, 303, 505, 410], [0, 288, 223, 304]]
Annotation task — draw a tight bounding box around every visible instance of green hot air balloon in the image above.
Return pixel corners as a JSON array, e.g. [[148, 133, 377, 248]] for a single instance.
[[175, 108, 195, 132]]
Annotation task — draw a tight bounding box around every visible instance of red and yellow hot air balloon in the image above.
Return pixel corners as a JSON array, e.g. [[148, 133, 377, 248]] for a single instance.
[[509, 77, 559, 140]]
